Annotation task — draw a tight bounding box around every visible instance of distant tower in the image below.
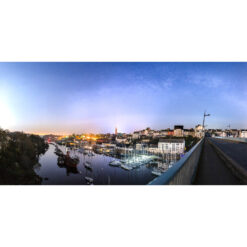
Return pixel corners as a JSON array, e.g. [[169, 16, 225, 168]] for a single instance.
[[115, 127, 118, 135]]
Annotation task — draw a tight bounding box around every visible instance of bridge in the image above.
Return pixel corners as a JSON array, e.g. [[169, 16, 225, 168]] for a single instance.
[[149, 137, 247, 185]]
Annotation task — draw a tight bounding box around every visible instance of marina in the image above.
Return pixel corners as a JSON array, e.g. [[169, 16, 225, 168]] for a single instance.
[[35, 144, 178, 185]]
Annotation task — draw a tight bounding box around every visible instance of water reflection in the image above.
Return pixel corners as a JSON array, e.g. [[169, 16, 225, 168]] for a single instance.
[[57, 160, 80, 175], [35, 144, 164, 185]]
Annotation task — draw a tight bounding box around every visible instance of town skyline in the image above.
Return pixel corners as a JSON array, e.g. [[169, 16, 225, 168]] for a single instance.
[[11, 124, 247, 137]]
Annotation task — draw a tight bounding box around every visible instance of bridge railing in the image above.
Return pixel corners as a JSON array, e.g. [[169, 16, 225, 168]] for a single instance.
[[148, 138, 204, 185]]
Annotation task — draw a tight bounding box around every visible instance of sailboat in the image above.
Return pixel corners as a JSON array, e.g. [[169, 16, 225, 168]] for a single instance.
[[109, 159, 122, 167], [84, 159, 93, 184], [152, 169, 162, 176], [85, 177, 94, 184], [121, 164, 133, 171]]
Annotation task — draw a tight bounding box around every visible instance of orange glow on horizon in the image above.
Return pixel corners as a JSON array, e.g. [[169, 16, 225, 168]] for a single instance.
[[27, 132, 70, 136]]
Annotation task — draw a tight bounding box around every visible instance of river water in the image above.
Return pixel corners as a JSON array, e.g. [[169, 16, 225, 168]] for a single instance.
[[34, 144, 158, 185]]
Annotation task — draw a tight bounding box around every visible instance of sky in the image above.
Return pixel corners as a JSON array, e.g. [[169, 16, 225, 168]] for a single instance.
[[0, 62, 247, 134]]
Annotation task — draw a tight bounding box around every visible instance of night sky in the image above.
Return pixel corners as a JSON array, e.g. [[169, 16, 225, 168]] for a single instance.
[[0, 62, 247, 134]]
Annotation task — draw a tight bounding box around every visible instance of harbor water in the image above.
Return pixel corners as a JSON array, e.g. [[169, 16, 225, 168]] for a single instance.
[[34, 144, 164, 185]]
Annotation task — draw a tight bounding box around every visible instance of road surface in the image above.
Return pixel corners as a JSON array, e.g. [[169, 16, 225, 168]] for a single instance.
[[194, 138, 241, 185]]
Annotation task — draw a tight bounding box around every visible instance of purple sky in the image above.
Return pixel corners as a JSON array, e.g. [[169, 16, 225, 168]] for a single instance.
[[0, 62, 247, 134]]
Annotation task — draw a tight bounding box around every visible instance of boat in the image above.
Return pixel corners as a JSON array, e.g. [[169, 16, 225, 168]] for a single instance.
[[73, 155, 80, 161], [57, 156, 65, 165], [65, 157, 79, 167], [55, 147, 63, 156], [109, 160, 122, 167], [66, 166, 79, 175], [131, 163, 141, 169], [152, 170, 162, 176], [149, 161, 158, 166], [121, 164, 133, 171], [84, 161, 92, 170], [59, 151, 79, 168], [85, 177, 94, 184]]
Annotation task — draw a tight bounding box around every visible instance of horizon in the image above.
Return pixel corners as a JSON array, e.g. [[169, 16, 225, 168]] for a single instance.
[[3, 124, 247, 137], [1, 62, 247, 134]]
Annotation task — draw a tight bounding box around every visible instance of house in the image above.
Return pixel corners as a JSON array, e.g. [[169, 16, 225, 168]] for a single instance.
[[174, 125, 184, 137], [116, 137, 128, 144], [215, 129, 223, 137], [158, 139, 185, 154], [132, 131, 141, 139], [167, 130, 174, 136], [240, 130, 247, 138], [220, 131, 227, 138], [195, 125, 204, 138], [160, 129, 168, 136], [230, 129, 239, 137]]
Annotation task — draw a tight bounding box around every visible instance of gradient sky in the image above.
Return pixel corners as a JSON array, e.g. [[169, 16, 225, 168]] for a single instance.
[[0, 62, 247, 134]]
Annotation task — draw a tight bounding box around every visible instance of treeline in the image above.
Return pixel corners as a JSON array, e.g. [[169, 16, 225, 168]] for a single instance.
[[0, 128, 48, 185]]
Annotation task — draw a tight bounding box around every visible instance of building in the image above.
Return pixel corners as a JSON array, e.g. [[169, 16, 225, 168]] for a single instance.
[[158, 139, 185, 154], [115, 127, 118, 135], [115, 137, 129, 144], [215, 129, 223, 137], [136, 143, 147, 150], [147, 145, 160, 153], [240, 130, 247, 138], [160, 129, 169, 136], [132, 128, 151, 138], [174, 125, 184, 137], [152, 130, 160, 137], [141, 138, 150, 143], [184, 128, 195, 137], [195, 124, 204, 138], [220, 131, 227, 138], [230, 129, 239, 137], [141, 127, 150, 136], [167, 130, 174, 136], [132, 131, 141, 139]]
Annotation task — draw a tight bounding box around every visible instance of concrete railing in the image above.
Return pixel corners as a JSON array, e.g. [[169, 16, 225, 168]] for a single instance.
[[148, 138, 204, 185]]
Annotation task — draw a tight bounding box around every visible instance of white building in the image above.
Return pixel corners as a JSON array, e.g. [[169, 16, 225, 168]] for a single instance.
[[115, 137, 128, 143], [220, 131, 227, 138], [240, 130, 247, 138], [158, 139, 185, 154]]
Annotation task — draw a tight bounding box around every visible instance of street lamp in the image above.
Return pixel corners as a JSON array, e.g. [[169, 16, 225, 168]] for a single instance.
[[202, 111, 211, 136]]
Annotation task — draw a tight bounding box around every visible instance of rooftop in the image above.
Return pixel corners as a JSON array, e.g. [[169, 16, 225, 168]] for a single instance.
[[159, 139, 185, 143]]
